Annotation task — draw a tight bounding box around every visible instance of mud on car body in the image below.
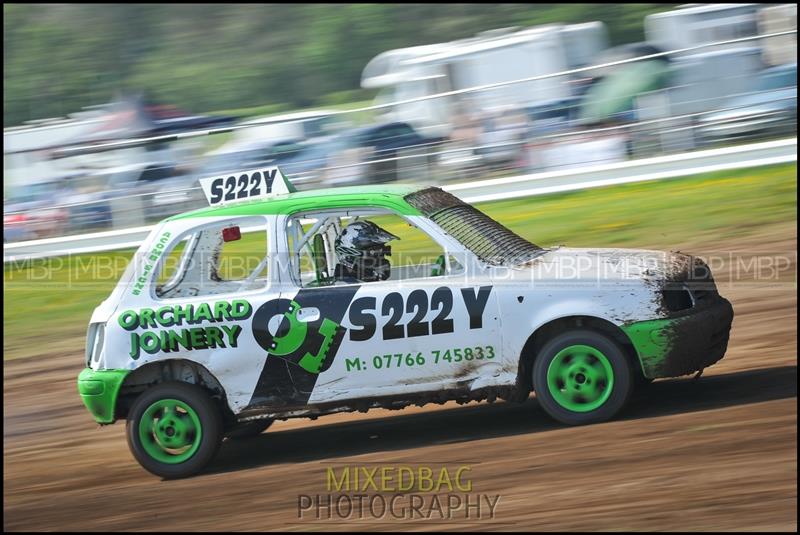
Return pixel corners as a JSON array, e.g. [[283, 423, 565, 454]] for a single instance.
[[77, 167, 734, 478]]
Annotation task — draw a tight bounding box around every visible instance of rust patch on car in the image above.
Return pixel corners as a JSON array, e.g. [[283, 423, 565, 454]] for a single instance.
[[454, 359, 481, 380], [237, 383, 525, 422]]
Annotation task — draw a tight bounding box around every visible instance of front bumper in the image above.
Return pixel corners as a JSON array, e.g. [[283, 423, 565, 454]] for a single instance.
[[621, 296, 734, 379], [77, 368, 129, 424]]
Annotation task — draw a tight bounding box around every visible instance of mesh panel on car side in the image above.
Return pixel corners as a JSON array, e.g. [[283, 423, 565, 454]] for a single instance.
[[405, 187, 542, 266]]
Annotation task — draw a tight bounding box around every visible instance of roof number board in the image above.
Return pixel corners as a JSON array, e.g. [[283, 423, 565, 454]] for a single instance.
[[199, 166, 296, 206]]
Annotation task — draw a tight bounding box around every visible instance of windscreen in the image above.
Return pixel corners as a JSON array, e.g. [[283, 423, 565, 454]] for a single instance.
[[404, 187, 543, 266]]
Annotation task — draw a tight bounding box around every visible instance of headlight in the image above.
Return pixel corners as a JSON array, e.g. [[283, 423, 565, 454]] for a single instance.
[[85, 323, 106, 367]]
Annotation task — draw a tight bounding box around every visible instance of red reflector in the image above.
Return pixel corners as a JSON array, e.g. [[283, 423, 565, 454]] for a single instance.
[[222, 226, 241, 242]]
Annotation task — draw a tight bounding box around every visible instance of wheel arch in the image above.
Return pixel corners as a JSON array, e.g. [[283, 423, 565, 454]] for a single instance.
[[116, 359, 233, 422], [515, 315, 642, 395]]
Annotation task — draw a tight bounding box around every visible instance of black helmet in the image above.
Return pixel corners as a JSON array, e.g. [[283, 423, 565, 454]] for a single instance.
[[334, 221, 399, 282]]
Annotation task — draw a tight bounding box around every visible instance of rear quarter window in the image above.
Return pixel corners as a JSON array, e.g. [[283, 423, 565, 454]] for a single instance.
[[405, 187, 543, 266]]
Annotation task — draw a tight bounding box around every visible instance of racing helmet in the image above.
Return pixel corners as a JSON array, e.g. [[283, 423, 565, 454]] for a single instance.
[[334, 220, 399, 282]]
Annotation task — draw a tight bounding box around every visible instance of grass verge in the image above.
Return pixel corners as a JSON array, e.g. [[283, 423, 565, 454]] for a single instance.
[[3, 163, 796, 360]]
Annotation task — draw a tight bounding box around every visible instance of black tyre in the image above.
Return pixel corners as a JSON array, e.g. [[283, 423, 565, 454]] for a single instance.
[[126, 381, 223, 479], [635, 372, 655, 388], [532, 329, 633, 425], [225, 419, 274, 440]]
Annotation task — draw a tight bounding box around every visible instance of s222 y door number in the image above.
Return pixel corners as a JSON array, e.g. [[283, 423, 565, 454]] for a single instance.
[[347, 286, 492, 341]]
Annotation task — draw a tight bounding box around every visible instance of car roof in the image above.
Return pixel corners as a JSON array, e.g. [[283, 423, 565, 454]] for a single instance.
[[167, 183, 427, 220]]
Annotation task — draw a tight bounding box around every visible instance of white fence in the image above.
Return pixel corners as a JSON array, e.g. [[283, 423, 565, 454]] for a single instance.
[[4, 137, 795, 263]]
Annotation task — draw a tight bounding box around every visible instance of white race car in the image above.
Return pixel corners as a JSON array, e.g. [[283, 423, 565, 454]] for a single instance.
[[78, 168, 734, 478]]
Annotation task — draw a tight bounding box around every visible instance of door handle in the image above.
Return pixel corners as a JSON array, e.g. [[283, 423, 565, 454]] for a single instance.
[[297, 307, 320, 323]]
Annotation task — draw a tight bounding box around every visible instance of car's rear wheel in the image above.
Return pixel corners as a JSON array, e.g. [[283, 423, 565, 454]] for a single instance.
[[533, 330, 633, 425], [126, 382, 223, 479]]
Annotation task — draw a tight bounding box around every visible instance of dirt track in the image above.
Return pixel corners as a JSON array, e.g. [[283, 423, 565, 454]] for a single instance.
[[3, 227, 797, 531]]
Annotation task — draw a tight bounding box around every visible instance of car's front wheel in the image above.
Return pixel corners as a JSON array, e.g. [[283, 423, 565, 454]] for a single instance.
[[126, 381, 223, 479], [533, 330, 633, 425]]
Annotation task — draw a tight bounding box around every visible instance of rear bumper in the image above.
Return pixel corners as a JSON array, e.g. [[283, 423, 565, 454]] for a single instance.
[[77, 368, 129, 424], [621, 297, 734, 379]]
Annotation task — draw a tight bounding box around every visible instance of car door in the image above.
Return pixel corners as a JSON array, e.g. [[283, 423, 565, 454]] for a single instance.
[[276, 208, 503, 405], [112, 214, 285, 415], [326, 276, 503, 400]]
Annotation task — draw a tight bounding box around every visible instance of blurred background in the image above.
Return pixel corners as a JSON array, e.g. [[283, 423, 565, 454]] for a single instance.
[[4, 5, 797, 531], [3, 3, 796, 243]]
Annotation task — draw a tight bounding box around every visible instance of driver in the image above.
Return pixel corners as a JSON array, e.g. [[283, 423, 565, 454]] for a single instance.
[[333, 220, 399, 283]]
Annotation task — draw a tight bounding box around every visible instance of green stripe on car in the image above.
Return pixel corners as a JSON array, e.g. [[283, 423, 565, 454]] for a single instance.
[[168, 185, 423, 220]]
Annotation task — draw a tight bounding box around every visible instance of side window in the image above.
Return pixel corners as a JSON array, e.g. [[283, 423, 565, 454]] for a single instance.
[[154, 215, 270, 299], [287, 210, 463, 288], [287, 215, 341, 288]]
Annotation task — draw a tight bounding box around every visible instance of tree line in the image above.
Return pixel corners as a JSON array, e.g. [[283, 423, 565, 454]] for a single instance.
[[4, 3, 676, 127]]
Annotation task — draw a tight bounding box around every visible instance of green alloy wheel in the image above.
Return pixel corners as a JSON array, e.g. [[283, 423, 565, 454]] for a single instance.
[[546, 344, 615, 412], [127, 381, 223, 479], [533, 330, 633, 425]]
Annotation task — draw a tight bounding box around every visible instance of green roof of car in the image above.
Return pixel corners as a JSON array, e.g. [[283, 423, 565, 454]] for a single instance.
[[168, 184, 425, 220]]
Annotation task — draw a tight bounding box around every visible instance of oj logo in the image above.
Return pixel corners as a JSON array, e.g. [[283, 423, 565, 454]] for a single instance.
[[252, 299, 340, 374]]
